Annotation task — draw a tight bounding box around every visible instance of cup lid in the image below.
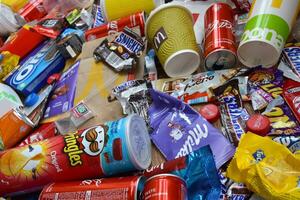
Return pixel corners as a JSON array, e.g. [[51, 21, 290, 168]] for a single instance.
[[125, 114, 152, 170]]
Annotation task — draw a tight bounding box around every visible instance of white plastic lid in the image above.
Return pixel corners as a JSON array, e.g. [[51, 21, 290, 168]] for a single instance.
[[125, 114, 151, 170], [238, 40, 280, 68], [164, 49, 200, 77]]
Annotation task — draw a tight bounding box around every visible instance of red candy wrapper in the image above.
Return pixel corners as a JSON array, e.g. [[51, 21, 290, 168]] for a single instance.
[[283, 79, 300, 123]]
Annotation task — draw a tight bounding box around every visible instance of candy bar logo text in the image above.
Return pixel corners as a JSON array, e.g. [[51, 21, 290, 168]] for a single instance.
[[115, 32, 143, 54], [242, 27, 284, 50], [175, 123, 208, 158], [63, 134, 83, 166], [284, 47, 300, 76], [153, 27, 168, 50]]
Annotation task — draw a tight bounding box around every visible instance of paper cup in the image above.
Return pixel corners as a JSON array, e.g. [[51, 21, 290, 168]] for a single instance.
[[146, 4, 200, 77], [101, 0, 162, 21], [237, 0, 300, 68]]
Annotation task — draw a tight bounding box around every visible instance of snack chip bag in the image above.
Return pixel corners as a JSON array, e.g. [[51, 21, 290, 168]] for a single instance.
[[227, 133, 300, 200]]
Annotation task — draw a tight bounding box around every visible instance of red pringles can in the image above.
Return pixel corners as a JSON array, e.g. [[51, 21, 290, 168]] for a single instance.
[[0, 114, 151, 196], [204, 3, 237, 71], [39, 176, 145, 200], [142, 174, 187, 200], [85, 12, 145, 41]]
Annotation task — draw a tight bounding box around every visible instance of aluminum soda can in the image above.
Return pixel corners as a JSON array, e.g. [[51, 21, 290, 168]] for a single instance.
[[204, 3, 237, 71], [238, 0, 300, 68], [39, 176, 145, 200], [142, 174, 187, 200], [0, 114, 152, 196], [0, 108, 35, 150], [85, 12, 146, 41]]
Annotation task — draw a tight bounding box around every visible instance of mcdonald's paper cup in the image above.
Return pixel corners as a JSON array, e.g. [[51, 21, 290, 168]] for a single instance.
[[101, 0, 163, 22], [146, 4, 200, 77], [238, 0, 300, 68]]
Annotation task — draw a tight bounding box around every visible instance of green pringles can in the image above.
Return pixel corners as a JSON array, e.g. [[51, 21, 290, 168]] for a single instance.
[[237, 0, 300, 68], [146, 4, 201, 77]]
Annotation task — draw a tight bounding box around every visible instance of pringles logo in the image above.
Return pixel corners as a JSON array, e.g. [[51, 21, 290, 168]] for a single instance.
[[153, 27, 168, 51], [63, 126, 108, 167], [81, 126, 108, 156]]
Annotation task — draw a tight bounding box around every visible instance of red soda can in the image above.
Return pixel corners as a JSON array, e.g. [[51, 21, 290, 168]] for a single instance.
[[142, 174, 187, 200], [39, 176, 145, 200], [204, 3, 237, 71], [85, 12, 145, 41], [18, 0, 47, 22], [0, 115, 151, 196], [18, 123, 58, 147]]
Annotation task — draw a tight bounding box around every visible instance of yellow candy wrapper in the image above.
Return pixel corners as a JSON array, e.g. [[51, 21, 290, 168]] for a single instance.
[[0, 51, 19, 81], [227, 133, 300, 200]]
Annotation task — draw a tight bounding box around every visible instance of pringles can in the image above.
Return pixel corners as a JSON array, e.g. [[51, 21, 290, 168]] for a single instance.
[[39, 176, 145, 200], [0, 108, 35, 150], [0, 114, 152, 196], [146, 4, 200, 77], [85, 12, 146, 41], [204, 3, 237, 70], [142, 174, 187, 200], [237, 0, 300, 68]]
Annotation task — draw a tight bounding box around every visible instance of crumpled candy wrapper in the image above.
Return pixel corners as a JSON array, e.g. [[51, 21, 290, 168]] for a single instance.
[[148, 89, 235, 169]]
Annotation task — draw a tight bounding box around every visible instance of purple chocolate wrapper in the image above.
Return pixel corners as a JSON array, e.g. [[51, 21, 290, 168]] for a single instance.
[[44, 61, 80, 118], [148, 89, 235, 169]]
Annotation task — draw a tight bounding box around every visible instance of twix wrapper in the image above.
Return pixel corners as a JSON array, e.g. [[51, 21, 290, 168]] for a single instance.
[[0, 115, 151, 196]]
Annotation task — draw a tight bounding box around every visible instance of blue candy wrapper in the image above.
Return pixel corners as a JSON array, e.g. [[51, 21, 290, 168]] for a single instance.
[[142, 146, 221, 200]]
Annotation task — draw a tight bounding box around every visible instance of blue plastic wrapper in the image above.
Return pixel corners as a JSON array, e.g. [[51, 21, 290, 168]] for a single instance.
[[141, 146, 222, 200]]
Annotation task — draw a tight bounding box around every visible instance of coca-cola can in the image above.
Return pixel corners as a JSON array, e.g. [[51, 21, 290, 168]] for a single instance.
[[85, 12, 145, 41], [39, 176, 145, 200], [204, 3, 237, 71], [142, 174, 187, 200]]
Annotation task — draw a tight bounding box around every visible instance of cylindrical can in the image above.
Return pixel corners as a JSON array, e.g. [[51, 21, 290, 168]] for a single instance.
[[0, 114, 152, 196], [39, 176, 145, 200], [100, 0, 161, 22], [237, 0, 300, 68], [146, 4, 200, 77], [0, 108, 35, 150], [85, 12, 146, 41], [204, 3, 237, 71], [18, 123, 58, 147], [142, 174, 187, 200]]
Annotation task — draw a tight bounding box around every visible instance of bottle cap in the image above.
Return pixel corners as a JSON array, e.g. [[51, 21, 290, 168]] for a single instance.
[[198, 104, 220, 123], [246, 114, 270, 136], [24, 93, 39, 107]]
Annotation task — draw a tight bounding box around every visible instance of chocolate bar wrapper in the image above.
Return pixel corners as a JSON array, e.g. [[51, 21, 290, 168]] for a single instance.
[[139, 146, 221, 200], [169, 68, 247, 105], [272, 135, 300, 155], [148, 89, 235, 169], [247, 66, 300, 136], [111, 80, 152, 115], [283, 78, 300, 123], [214, 79, 249, 146], [44, 61, 79, 119], [218, 168, 253, 200], [282, 46, 300, 79], [93, 28, 144, 72]]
